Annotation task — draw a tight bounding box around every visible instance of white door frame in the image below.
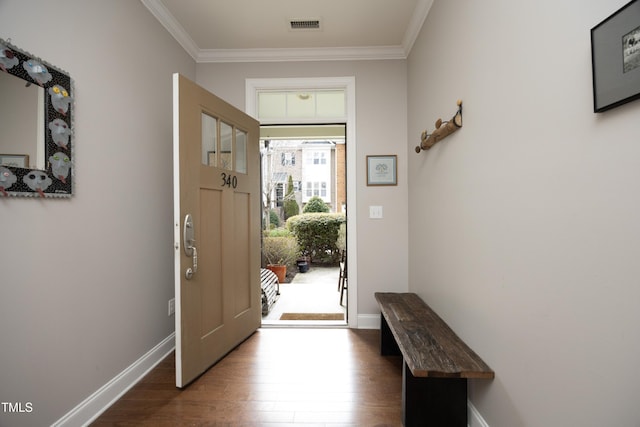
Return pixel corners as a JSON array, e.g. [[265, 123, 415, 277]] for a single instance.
[[246, 77, 358, 328]]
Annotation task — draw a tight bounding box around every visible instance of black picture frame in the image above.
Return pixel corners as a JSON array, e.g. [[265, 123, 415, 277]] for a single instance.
[[591, 0, 640, 112]]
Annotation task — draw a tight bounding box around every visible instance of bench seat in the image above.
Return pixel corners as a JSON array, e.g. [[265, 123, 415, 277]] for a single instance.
[[375, 292, 494, 426], [260, 268, 279, 315]]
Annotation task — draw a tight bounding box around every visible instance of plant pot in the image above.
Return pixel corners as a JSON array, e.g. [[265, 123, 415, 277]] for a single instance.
[[297, 260, 309, 273], [266, 264, 286, 283]]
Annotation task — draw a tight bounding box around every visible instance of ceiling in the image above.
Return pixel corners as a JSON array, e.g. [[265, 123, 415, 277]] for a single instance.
[[141, 0, 433, 63]]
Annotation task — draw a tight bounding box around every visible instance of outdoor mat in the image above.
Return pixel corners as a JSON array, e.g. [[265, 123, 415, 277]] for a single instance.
[[279, 313, 345, 321]]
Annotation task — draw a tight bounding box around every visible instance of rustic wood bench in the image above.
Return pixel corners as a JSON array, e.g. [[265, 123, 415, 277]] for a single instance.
[[375, 292, 494, 427], [260, 268, 280, 315]]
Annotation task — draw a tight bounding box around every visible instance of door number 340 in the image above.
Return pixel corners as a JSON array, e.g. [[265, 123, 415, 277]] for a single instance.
[[221, 172, 238, 188]]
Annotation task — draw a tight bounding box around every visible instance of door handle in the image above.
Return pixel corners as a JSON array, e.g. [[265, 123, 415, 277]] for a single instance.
[[186, 246, 198, 279], [183, 214, 198, 280]]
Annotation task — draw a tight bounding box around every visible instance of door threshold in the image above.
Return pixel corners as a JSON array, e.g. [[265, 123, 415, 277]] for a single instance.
[[261, 320, 348, 328]]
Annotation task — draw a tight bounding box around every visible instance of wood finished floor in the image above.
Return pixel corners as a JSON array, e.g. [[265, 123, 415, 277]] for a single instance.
[[91, 328, 403, 426]]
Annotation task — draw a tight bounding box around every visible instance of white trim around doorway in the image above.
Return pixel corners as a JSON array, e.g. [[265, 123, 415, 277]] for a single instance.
[[246, 77, 358, 328]]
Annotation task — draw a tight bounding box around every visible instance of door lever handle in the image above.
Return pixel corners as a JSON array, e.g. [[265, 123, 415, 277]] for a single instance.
[[183, 213, 198, 280], [185, 245, 198, 280]]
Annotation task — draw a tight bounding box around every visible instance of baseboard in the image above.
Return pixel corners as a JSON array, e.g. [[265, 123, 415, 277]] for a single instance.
[[357, 313, 380, 329], [468, 400, 490, 427], [51, 330, 489, 427], [52, 333, 175, 427]]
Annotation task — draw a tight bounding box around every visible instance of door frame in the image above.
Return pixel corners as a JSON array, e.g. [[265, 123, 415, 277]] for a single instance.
[[246, 77, 357, 328]]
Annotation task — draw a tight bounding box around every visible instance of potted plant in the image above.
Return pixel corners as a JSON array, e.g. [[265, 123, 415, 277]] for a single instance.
[[296, 256, 310, 273], [262, 235, 300, 283]]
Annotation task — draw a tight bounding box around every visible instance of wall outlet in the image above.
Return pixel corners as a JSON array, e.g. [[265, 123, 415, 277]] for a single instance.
[[168, 298, 175, 316]]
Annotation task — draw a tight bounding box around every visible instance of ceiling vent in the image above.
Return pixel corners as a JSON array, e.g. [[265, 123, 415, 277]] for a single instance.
[[289, 18, 321, 31]]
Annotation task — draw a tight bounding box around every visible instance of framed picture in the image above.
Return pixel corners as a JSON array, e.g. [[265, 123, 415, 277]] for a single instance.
[[0, 154, 29, 168], [367, 155, 397, 186], [591, 0, 640, 112]]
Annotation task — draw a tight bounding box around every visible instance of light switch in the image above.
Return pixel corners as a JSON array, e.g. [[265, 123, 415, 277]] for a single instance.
[[369, 205, 383, 219]]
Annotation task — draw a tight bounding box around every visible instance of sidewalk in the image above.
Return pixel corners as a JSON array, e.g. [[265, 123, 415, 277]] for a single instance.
[[261, 265, 346, 326]]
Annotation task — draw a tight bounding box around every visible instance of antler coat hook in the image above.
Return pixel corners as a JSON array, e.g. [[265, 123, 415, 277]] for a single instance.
[[415, 100, 463, 153]]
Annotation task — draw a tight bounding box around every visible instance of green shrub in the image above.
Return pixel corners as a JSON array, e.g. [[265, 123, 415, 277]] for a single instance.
[[268, 209, 280, 229], [264, 228, 292, 238], [283, 175, 300, 219], [303, 196, 330, 213], [286, 213, 346, 263], [336, 223, 346, 251]]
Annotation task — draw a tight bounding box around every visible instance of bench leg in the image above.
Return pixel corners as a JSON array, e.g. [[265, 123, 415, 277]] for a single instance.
[[380, 314, 401, 356], [403, 363, 467, 427]]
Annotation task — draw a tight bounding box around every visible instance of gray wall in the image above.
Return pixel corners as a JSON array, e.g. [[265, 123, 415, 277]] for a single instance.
[[0, 1, 195, 426], [407, 0, 640, 425]]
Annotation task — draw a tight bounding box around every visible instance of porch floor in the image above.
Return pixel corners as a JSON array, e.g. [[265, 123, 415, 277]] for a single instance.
[[261, 265, 346, 326]]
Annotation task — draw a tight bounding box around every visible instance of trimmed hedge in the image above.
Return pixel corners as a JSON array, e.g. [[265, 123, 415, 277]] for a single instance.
[[264, 228, 293, 238], [286, 213, 346, 263], [303, 196, 330, 213]]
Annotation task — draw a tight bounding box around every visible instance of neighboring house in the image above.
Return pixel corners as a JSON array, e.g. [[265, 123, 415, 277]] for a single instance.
[[301, 140, 333, 206], [263, 139, 344, 213], [262, 140, 302, 210]]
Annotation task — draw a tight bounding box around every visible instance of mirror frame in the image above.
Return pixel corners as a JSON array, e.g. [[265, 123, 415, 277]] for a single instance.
[[0, 38, 74, 198]]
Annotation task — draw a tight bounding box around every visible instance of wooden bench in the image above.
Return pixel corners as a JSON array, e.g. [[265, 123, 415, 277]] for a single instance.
[[260, 268, 280, 315], [375, 292, 494, 427]]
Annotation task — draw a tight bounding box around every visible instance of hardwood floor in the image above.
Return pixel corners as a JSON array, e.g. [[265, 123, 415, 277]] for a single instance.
[[91, 328, 403, 426]]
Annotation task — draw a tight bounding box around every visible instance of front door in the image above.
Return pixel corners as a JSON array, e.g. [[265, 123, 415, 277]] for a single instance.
[[173, 74, 261, 387]]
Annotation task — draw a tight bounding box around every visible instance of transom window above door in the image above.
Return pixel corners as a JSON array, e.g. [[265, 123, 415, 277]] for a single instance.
[[256, 90, 345, 121]]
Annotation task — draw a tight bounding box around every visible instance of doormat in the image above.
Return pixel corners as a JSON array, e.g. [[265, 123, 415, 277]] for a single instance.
[[279, 313, 345, 321]]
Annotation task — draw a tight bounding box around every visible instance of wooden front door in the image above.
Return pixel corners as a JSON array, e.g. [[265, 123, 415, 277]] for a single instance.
[[173, 74, 261, 387]]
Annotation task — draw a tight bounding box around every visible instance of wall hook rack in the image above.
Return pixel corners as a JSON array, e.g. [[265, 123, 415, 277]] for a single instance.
[[415, 100, 463, 153]]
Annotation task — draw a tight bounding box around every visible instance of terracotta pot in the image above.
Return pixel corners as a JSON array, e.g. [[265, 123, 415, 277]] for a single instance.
[[266, 264, 286, 283]]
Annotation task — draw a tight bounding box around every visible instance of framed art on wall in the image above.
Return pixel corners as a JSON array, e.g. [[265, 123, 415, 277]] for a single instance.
[[0, 154, 29, 168], [591, 0, 640, 112], [366, 155, 397, 186]]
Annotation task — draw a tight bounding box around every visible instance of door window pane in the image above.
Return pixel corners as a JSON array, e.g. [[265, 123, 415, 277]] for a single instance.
[[235, 129, 247, 174], [220, 121, 233, 170], [202, 113, 217, 166]]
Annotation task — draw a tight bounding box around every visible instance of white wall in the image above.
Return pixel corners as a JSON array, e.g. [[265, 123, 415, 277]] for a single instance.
[[0, 1, 195, 426], [196, 60, 410, 319], [407, 1, 640, 425]]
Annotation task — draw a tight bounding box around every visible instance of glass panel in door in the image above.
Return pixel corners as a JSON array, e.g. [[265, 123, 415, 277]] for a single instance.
[[235, 128, 247, 174], [201, 113, 217, 167], [220, 121, 233, 170]]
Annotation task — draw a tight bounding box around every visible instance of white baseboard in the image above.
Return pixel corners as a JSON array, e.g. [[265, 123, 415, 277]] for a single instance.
[[52, 333, 175, 427], [51, 329, 489, 427], [468, 400, 490, 427], [356, 313, 380, 329]]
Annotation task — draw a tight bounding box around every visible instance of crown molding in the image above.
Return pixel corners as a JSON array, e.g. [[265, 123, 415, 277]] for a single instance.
[[141, 0, 200, 61], [141, 0, 432, 63], [402, 0, 434, 56], [197, 46, 407, 63]]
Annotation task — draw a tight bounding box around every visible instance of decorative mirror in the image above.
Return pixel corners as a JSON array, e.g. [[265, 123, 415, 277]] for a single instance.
[[0, 38, 73, 198]]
